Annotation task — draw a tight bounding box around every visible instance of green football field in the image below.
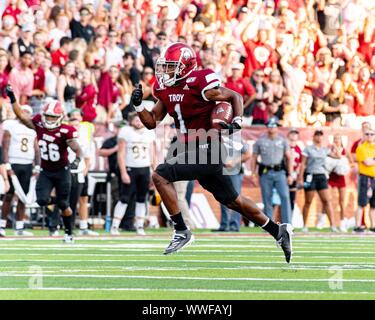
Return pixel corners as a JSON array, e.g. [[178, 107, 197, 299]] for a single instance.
[[0, 228, 374, 300]]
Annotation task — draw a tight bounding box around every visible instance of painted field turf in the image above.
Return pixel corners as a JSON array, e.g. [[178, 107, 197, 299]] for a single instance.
[[0, 229, 374, 300]]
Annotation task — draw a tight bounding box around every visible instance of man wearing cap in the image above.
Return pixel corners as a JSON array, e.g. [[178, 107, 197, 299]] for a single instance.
[[224, 63, 255, 111], [0, 105, 39, 237], [9, 23, 36, 58], [251, 117, 293, 223]]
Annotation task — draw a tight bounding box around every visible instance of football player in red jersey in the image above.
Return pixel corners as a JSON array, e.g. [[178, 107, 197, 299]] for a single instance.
[[6, 85, 83, 243], [131, 43, 293, 262]]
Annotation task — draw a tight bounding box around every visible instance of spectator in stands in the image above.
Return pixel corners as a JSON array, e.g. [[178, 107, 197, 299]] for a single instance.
[[30, 48, 46, 115], [49, 13, 71, 52], [51, 36, 72, 69], [85, 35, 106, 68], [123, 52, 141, 86], [298, 130, 337, 232], [140, 29, 160, 71], [10, 23, 35, 59], [43, 54, 59, 100], [8, 50, 33, 104], [105, 30, 124, 70], [355, 128, 375, 233], [57, 60, 79, 114], [279, 52, 306, 111], [0, 52, 9, 107], [75, 68, 97, 122], [70, 6, 95, 44], [249, 69, 269, 125], [325, 79, 348, 127], [224, 63, 255, 112], [353, 66, 375, 118], [140, 66, 156, 102]]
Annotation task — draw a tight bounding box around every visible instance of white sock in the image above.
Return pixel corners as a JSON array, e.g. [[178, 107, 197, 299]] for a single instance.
[[0, 219, 7, 228], [79, 220, 88, 230], [112, 201, 128, 229], [15, 221, 24, 230], [135, 202, 146, 229]]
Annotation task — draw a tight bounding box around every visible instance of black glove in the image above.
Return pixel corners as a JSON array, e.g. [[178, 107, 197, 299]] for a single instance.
[[219, 121, 242, 134], [70, 157, 80, 171], [5, 85, 16, 104], [131, 84, 143, 107]]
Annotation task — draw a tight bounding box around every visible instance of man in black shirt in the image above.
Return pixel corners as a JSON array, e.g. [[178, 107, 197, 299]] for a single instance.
[[70, 7, 95, 43], [139, 29, 160, 70], [9, 24, 36, 57], [123, 52, 141, 87]]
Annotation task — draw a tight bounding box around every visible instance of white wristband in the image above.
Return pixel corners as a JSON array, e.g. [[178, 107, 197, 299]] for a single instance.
[[5, 163, 11, 171], [134, 102, 145, 112], [232, 116, 243, 126], [33, 165, 41, 173]]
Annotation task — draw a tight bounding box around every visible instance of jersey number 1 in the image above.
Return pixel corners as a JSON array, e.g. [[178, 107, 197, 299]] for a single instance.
[[175, 104, 187, 134], [39, 140, 60, 162]]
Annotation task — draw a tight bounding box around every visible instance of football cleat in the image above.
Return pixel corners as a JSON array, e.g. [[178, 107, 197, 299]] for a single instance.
[[276, 223, 293, 263], [63, 234, 74, 244], [79, 229, 99, 236], [49, 230, 60, 237], [110, 227, 121, 235], [15, 229, 34, 236], [164, 229, 194, 255], [0, 228, 6, 237], [136, 227, 146, 236]]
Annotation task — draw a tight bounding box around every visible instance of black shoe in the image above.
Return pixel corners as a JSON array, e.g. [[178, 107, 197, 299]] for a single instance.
[[211, 227, 229, 232], [164, 229, 194, 255], [369, 228, 375, 233], [353, 226, 366, 233], [229, 226, 240, 232], [276, 223, 293, 263]]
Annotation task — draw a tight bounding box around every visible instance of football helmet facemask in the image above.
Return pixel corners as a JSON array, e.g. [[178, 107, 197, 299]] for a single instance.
[[156, 42, 197, 87], [41, 100, 65, 130]]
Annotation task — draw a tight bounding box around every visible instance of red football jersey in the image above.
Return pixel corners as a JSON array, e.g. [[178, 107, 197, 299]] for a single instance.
[[32, 114, 78, 171], [153, 69, 221, 133]]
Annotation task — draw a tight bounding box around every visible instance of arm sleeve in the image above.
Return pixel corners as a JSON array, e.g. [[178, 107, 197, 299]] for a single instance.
[[2, 120, 10, 132], [302, 147, 309, 158], [66, 126, 78, 140], [196, 69, 222, 102], [117, 127, 128, 142], [284, 139, 290, 152]]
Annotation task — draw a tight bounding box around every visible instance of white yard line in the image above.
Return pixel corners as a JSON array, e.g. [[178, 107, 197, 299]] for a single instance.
[[1, 273, 375, 283], [0, 245, 374, 253], [0, 252, 375, 260], [2, 265, 375, 272], [1, 258, 375, 266]]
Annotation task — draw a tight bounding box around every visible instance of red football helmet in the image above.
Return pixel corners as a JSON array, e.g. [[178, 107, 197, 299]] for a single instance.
[[41, 100, 65, 129], [156, 42, 197, 87]]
